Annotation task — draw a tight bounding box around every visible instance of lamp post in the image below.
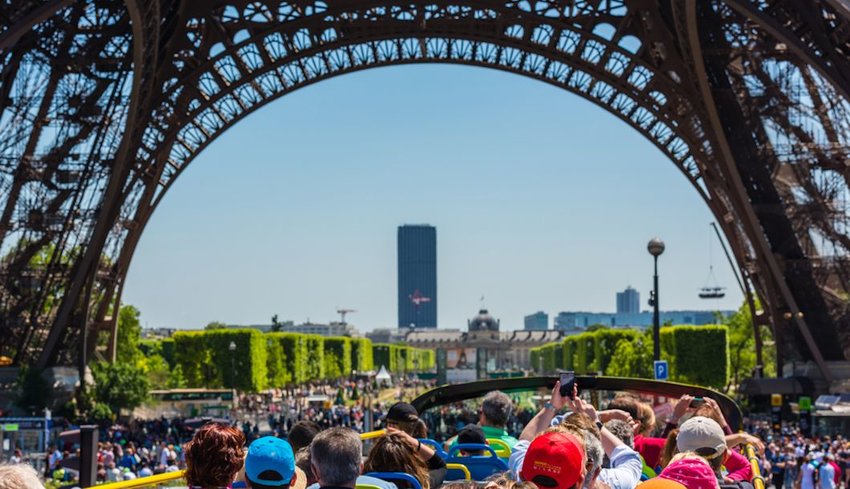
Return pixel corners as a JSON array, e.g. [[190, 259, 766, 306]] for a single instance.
[[228, 341, 236, 389], [647, 238, 665, 361]]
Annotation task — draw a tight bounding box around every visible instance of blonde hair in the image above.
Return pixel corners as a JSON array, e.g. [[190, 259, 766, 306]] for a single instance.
[[0, 463, 44, 489]]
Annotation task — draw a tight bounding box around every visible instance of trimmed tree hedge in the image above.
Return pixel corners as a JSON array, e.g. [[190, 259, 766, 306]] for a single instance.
[[172, 329, 268, 391], [533, 326, 729, 389], [372, 343, 435, 373], [323, 337, 352, 379], [151, 330, 436, 391], [660, 325, 729, 389], [351, 338, 374, 372]]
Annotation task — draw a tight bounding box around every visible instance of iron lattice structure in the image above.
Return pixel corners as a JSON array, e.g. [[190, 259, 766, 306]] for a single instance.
[[1, 0, 850, 382]]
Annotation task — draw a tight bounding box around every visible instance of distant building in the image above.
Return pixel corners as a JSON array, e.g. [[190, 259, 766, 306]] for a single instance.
[[141, 327, 177, 339], [281, 322, 359, 337], [524, 311, 549, 331], [554, 310, 732, 329], [227, 321, 358, 337], [398, 224, 437, 328], [405, 308, 565, 376], [366, 328, 408, 344], [616, 286, 640, 315]]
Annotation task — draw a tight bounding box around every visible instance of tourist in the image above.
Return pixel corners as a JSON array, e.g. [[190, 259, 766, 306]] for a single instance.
[[449, 391, 519, 450], [676, 416, 753, 489], [364, 431, 431, 489], [308, 427, 396, 489], [657, 454, 720, 489], [455, 424, 487, 456], [520, 430, 586, 489], [289, 421, 321, 453], [244, 436, 300, 489], [184, 423, 246, 489]]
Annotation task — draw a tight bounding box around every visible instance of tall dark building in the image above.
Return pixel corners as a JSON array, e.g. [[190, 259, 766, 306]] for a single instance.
[[398, 224, 437, 328]]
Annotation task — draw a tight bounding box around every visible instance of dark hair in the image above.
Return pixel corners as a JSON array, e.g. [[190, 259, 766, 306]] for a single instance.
[[184, 423, 245, 488], [288, 421, 321, 453], [607, 396, 639, 420], [660, 428, 679, 468]]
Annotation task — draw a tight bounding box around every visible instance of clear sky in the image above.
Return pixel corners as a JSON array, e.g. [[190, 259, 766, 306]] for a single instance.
[[123, 64, 743, 331]]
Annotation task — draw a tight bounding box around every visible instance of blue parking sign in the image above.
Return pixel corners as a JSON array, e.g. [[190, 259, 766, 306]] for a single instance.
[[654, 360, 669, 380]]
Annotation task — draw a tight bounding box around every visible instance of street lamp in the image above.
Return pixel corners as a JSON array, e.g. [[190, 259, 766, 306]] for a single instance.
[[647, 238, 665, 361], [229, 341, 236, 389]]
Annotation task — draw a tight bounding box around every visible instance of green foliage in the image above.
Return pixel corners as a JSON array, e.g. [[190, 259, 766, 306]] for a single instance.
[[274, 333, 309, 384], [606, 330, 654, 379], [323, 337, 352, 379], [160, 339, 176, 367], [91, 361, 150, 416], [574, 334, 596, 374], [660, 325, 729, 389], [350, 338, 374, 372], [537, 325, 730, 389], [167, 364, 187, 389], [116, 305, 143, 364], [562, 337, 577, 371], [205, 321, 227, 330], [305, 335, 325, 380], [15, 367, 48, 414], [373, 344, 396, 372], [143, 354, 171, 389], [371, 343, 432, 373], [172, 329, 268, 391], [593, 329, 638, 373], [266, 336, 287, 387], [725, 301, 775, 389]]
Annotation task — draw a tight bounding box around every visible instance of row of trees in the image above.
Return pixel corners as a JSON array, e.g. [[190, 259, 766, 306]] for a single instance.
[[530, 325, 730, 389], [15, 305, 435, 420], [529, 302, 775, 392]]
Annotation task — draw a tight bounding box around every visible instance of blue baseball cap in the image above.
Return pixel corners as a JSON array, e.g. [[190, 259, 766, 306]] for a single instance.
[[245, 436, 295, 487]]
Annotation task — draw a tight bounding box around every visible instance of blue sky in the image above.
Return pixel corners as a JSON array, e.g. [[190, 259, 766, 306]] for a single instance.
[[122, 64, 743, 331]]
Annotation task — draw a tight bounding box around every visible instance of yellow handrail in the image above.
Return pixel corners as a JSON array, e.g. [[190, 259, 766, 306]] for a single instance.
[[92, 430, 386, 489], [360, 429, 387, 440], [91, 470, 186, 489], [446, 463, 471, 480], [486, 438, 512, 458], [745, 443, 765, 489]]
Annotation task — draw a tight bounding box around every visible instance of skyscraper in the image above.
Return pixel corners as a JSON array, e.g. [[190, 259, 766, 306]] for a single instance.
[[616, 286, 640, 315], [398, 225, 437, 328]]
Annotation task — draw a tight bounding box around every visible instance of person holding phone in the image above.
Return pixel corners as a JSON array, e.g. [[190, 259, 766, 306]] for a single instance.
[[508, 379, 643, 489]]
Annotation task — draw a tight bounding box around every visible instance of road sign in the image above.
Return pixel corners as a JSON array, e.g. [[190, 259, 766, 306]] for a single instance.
[[654, 360, 669, 381], [799, 396, 812, 411], [1, 423, 18, 432], [771, 394, 783, 407]]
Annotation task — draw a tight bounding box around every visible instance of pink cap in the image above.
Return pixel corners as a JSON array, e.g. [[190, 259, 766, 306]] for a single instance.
[[659, 457, 720, 489]]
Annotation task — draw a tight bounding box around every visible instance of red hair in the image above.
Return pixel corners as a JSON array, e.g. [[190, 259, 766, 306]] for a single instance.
[[184, 423, 245, 488]]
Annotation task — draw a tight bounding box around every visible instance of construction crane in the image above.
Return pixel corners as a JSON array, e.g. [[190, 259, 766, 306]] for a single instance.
[[336, 308, 356, 324]]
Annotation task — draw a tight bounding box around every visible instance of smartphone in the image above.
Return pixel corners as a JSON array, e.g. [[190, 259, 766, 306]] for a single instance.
[[690, 397, 705, 408], [559, 371, 576, 399]]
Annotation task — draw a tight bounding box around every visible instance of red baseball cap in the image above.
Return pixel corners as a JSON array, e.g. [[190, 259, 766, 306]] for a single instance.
[[520, 432, 585, 489]]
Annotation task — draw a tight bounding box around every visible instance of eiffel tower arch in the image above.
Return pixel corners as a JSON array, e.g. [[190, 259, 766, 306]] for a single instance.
[[1, 1, 849, 387]]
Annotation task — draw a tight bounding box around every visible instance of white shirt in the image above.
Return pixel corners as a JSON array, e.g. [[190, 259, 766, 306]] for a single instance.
[[509, 440, 642, 489], [801, 462, 817, 489], [598, 445, 643, 489], [49, 449, 62, 469], [819, 463, 836, 489], [159, 447, 170, 467]]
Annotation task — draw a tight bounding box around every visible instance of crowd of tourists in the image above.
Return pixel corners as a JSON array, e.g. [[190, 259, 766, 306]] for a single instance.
[[1, 379, 848, 489]]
